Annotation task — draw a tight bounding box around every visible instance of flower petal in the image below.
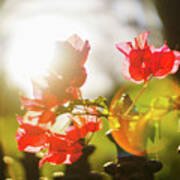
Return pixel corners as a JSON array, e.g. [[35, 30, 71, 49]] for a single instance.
[[151, 51, 175, 77], [65, 126, 82, 142], [116, 42, 132, 57], [134, 31, 149, 49], [69, 151, 82, 164], [39, 152, 67, 167], [38, 110, 56, 125], [49, 134, 68, 152], [15, 124, 49, 153], [21, 96, 44, 111]]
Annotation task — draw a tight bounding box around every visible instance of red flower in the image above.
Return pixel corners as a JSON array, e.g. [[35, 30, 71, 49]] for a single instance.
[[30, 35, 90, 107], [43, 74, 80, 105], [21, 93, 57, 125], [38, 117, 101, 167], [51, 34, 90, 88], [150, 44, 179, 78], [116, 31, 180, 83], [62, 118, 102, 150], [65, 125, 88, 142], [15, 121, 50, 153], [86, 121, 102, 132], [39, 133, 83, 167]]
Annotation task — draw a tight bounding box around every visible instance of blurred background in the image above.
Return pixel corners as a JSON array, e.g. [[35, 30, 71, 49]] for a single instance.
[[0, 0, 180, 179]]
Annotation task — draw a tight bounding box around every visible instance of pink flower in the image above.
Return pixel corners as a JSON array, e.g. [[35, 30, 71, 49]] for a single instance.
[[15, 122, 50, 153], [21, 93, 57, 125], [39, 119, 102, 167], [51, 34, 90, 88], [116, 31, 180, 83], [39, 133, 83, 167], [65, 120, 102, 142]]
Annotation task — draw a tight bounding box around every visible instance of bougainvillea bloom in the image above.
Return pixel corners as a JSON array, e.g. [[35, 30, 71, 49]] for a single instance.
[[150, 44, 179, 78], [65, 125, 88, 142], [116, 31, 180, 83], [21, 93, 57, 125], [20, 35, 90, 126], [15, 34, 105, 168], [65, 120, 102, 142], [38, 118, 102, 167], [39, 133, 83, 167], [15, 122, 50, 153], [43, 74, 80, 105], [32, 35, 90, 105], [51, 34, 90, 88]]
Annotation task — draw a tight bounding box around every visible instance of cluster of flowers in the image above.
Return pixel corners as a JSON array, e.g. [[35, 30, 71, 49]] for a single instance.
[[15, 35, 102, 167], [116, 31, 180, 83], [15, 31, 180, 167]]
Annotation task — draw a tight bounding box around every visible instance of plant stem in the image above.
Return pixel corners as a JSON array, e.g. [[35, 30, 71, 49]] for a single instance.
[[72, 112, 108, 118], [123, 81, 149, 117]]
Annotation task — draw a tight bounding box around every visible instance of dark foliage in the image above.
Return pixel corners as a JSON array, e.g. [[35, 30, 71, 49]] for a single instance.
[[0, 144, 6, 180], [53, 145, 103, 180], [20, 153, 40, 180], [104, 156, 162, 180]]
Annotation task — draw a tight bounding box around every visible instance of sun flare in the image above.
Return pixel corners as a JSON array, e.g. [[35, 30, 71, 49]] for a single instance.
[[5, 15, 89, 94]]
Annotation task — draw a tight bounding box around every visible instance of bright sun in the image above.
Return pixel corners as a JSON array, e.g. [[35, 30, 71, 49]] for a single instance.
[[6, 15, 89, 94]]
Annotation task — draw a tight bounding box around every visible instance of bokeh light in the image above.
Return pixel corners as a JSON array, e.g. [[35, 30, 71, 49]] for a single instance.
[[109, 79, 180, 156]]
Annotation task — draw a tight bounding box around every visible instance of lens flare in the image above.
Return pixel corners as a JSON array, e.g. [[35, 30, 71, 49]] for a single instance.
[[109, 79, 180, 156]]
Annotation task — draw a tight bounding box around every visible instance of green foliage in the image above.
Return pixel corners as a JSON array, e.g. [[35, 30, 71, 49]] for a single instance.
[[124, 78, 180, 180], [56, 96, 109, 118]]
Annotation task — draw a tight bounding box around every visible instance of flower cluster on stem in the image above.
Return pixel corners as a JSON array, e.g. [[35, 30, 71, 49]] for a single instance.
[[15, 35, 105, 167]]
